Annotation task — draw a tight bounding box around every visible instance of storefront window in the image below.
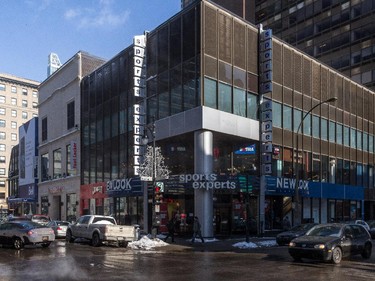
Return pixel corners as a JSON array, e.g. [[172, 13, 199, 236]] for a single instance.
[[357, 163, 363, 186], [329, 158, 336, 183], [66, 193, 77, 222], [283, 147, 293, 177], [41, 196, 49, 215], [350, 162, 356, 186], [312, 154, 320, 181], [321, 155, 328, 182], [343, 160, 350, 184]]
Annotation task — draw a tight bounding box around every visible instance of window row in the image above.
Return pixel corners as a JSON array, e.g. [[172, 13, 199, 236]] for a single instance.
[[0, 83, 38, 97], [0, 132, 17, 141], [0, 96, 37, 108], [204, 77, 258, 120], [273, 102, 375, 152], [40, 144, 76, 182], [275, 147, 375, 188]]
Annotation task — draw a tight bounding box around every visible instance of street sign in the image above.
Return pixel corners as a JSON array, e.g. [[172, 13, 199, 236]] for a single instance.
[[141, 176, 152, 181]]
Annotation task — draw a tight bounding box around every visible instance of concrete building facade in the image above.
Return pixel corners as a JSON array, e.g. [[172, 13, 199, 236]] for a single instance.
[[37, 52, 105, 221], [1, 73, 39, 218]]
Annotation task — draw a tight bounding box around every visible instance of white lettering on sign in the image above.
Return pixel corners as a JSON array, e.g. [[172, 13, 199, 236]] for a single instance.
[[276, 177, 309, 192], [179, 174, 237, 190], [107, 178, 133, 192]]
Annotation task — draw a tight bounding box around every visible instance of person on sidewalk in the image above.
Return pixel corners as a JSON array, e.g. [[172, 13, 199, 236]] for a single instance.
[[164, 218, 176, 243], [191, 216, 204, 243]]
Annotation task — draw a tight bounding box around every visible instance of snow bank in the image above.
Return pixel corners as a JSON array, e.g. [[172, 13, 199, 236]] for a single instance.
[[128, 236, 168, 250], [232, 239, 277, 249]]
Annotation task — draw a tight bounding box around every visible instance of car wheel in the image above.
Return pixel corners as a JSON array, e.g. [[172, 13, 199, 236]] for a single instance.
[[331, 247, 342, 264], [361, 243, 372, 259], [41, 242, 51, 248], [13, 238, 24, 250], [92, 233, 102, 247], [66, 230, 74, 243]]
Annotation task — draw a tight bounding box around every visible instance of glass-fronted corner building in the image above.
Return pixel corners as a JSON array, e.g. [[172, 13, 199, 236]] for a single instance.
[[81, 0, 375, 237]]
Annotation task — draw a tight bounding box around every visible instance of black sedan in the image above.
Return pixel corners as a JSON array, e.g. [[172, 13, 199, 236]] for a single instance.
[[288, 223, 372, 264], [276, 223, 317, 246]]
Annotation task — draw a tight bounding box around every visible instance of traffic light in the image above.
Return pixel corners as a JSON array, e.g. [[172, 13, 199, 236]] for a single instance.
[[154, 183, 163, 204]]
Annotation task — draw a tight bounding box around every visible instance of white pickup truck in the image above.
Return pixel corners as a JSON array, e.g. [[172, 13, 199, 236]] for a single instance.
[[66, 215, 139, 247]]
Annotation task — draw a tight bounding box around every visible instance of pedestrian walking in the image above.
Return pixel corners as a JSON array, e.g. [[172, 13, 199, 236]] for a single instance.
[[191, 216, 204, 243], [283, 216, 291, 230], [164, 218, 175, 243]]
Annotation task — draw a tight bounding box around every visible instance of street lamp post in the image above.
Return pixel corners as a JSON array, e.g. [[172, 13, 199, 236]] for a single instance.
[[293, 97, 337, 226], [142, 119, 158, 237]]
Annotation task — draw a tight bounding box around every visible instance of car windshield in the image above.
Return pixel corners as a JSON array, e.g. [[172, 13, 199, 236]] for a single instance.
[[17, 221, 46, 229], [287, 224, 314, 232], [307, 225, 342, 237]]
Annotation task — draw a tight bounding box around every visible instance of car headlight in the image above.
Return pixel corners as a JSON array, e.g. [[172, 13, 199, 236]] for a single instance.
[[314, 244, 325, 249], [289, 242, 296, 247]]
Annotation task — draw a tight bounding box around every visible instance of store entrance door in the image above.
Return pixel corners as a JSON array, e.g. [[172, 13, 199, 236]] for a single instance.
[[213, 205, 231, 236]]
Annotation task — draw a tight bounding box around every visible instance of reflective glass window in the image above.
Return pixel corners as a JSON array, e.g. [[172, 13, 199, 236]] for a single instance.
[[233, 88, 246, 117], [273, 102, 282, 128], [204, 77, 217, 109], [321, 118, 328, 141], [283, 105, 292, 131], [343, 126, 350, 146], [350, 128, 356, 149], [312, 115, 320, 138], [329, 121, 335, 143], [218, 83, 232, 113], [293, 109, 302, 133], [247, 93, 258, 120]]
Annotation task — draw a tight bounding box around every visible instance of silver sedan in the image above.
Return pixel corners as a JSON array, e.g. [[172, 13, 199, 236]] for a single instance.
[[0, 220, 55, 249], [47, 220, 70, 238]]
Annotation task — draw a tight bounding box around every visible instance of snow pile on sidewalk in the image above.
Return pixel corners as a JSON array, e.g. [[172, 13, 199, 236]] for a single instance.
[[128, 235, 168, 250], [232, 239, 277, 249]]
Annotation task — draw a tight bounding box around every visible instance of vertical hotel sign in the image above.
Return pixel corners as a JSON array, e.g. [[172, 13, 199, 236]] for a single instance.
[[259, 26, 273, 174], [133, 35, 146, 175]]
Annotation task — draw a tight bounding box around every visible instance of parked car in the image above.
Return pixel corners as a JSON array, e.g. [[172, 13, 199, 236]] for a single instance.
[[0, 221, 55, 249], [288, 223, 372, 264], [47, 220, 70, 238], [66, 215, 139, 247], [356, 220, 370, 231], [276, 223, 318, 246], [31, 215, 51, 226], [367, 221, 375, 239]]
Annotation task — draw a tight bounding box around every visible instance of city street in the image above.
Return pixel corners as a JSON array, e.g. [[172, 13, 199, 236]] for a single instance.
[[0, 238, 374, 281]]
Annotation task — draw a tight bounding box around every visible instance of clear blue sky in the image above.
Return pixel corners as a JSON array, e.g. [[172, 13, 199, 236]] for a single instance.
[[0, 0, 181, 82]]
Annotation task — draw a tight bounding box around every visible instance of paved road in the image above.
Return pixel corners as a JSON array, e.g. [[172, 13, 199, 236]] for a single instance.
[[0, 238, 374, 281]]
